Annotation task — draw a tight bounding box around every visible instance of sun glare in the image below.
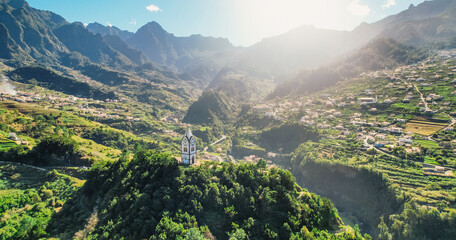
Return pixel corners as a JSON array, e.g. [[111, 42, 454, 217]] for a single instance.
[[231, 0, 356, 45]]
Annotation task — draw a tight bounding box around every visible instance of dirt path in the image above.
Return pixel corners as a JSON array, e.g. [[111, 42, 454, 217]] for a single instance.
[[413, 84, 455, 131], [442, 112, 456, 130], [413, 84, 429, 111], [0, 161, 46, 171]]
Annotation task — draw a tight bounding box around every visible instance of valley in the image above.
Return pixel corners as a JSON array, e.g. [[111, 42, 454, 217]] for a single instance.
[[1, 0, 456, 239]]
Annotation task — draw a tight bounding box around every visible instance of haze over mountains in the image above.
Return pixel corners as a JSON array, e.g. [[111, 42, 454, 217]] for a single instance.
[[86, 0, 456, 76]]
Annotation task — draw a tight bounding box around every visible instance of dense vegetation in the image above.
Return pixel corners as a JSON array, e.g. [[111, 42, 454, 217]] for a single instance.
[[0, 135, 82, 166], [8, 67, 117, 100], [48, 150, 368, 240], [0, 165, 84, 239], [259, 123, 320, 153], [381, 201, 456, 240], [78, 64, 130, 86], [0, 106, 131, 165], [183, 91, 233, 125], [280, 139, 456, 239]]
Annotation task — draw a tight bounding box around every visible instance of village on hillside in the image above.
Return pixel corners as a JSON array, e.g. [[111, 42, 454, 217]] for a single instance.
[[242, 49, 456, 176]]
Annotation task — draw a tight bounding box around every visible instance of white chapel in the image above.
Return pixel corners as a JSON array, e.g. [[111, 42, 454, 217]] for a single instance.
[[181, 127, 197, 165]]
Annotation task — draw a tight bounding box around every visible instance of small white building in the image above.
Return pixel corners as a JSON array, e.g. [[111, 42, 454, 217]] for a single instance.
[[8, 132, 19, 141], [358, 97, 377, 105]]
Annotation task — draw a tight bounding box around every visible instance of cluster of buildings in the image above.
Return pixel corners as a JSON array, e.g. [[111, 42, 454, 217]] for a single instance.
[[249, 50, 456, 163], [0, 91, 41, 103]]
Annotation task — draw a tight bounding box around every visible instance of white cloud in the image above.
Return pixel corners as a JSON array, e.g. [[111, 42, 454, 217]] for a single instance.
[[347, 0, 370, 17], [106, 21, 112, 27], [146, 4, 161, 12], [382, 0, 396, 9], [130, 18, 137, 25]]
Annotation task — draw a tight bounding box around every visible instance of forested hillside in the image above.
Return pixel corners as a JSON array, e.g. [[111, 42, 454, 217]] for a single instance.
[[47, 150, 368, 240], [183, 91, 233, 125]]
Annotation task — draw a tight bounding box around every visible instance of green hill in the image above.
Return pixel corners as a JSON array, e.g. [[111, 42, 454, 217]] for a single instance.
[[0, 164, 85, 240], [8, 66, 117, 100], [47, 150, 367, 240], [183, 90, 233, 125]]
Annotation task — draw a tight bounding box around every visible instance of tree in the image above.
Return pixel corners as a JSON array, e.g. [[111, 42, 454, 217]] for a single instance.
[[378, 217, 392, 240], [228, 228, 246, 240], [184, 228, 205, 240], [256, 159, 267, 169]]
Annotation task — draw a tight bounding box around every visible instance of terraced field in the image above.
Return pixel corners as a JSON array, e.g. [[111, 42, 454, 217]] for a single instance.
[[0, 138, 17, 151], [366, 155, 456, 209], [405, 120, 448, 135]]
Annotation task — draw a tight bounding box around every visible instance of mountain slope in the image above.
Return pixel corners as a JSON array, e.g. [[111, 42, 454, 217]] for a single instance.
[[9, 66, 117, 100], [102, 34, 149, 65], [53, 22, 135, 68], [0, 0, 149, 69], [379, 4, 456, 45], [126, 21, 236, 83], [126, 21, 178, 65], [237, 0, 456, 76], [269, 38, 428, 98], [0, 22, 22, 59], [378, 0, 456, 29], [238, 25, 365, 77], [338, 0, 456, 47], [183, 90, 233, 125], [207, 68, 274, 103], [0, 0, 68, 64]]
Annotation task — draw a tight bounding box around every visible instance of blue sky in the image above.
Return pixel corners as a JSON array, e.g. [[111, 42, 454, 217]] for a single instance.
[[27, 0, 426, 46]]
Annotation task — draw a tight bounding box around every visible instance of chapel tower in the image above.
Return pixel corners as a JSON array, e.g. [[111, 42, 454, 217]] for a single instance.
[[181, 127, 196, 165]]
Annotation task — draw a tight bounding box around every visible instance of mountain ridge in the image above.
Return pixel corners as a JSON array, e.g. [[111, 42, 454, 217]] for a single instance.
[[86, 22, 134, 41], [3, 0, 456, 80]]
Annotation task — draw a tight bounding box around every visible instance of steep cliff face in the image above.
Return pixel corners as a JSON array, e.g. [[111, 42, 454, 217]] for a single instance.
[[293, 161, 403, 237]]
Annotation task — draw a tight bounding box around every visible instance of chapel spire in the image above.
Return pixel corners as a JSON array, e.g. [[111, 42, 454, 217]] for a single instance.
[[185, 127, 193, 138]]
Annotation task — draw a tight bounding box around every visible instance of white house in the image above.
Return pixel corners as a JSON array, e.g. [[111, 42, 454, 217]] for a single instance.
[[358, 97, 377, 105], [8, 132, 19, 141]]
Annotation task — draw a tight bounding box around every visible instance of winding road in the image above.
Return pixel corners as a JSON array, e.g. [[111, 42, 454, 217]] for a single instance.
[[203, 135, 227, 163]]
